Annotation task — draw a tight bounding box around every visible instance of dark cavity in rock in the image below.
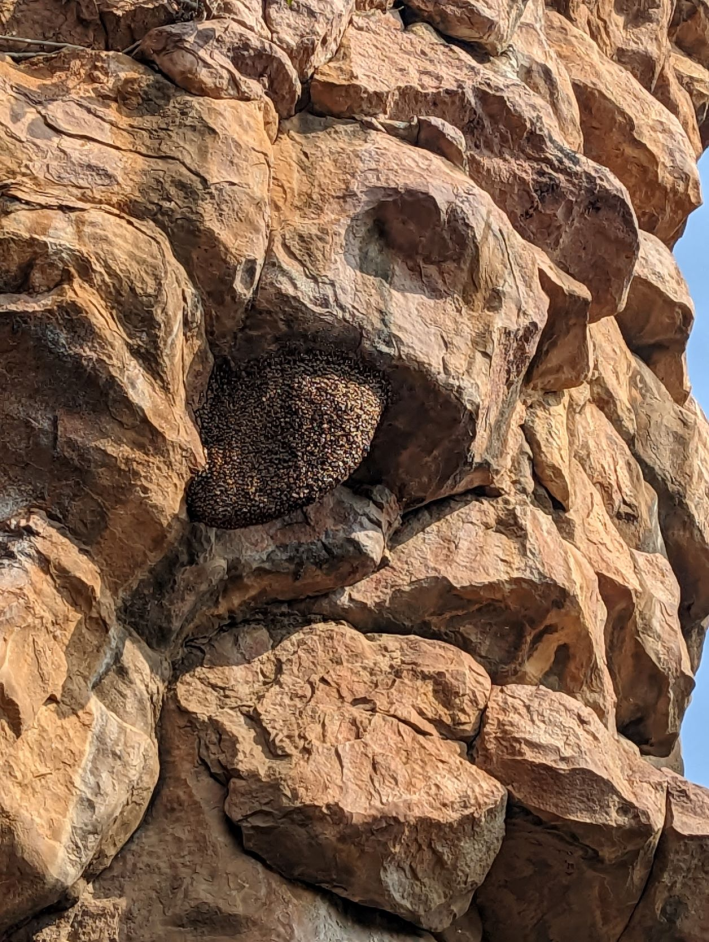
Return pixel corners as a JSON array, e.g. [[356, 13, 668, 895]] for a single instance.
[[187, 347, 389, 529]]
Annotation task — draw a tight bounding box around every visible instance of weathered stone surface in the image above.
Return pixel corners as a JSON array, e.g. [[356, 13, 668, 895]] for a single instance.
[[123, 485, 400, 650], [177, 622, 506, 931], [617, 230, 694, 404], [549, 0, 674, 90], [620, 774, 709, 942], [403, 0, 529, 54], [653, 56, 704, 158], [0, 203, 206, 593], [673, 43, 709, 148], [0, 514, 165, 935], [547, 11, 701, 244], [311, 10, 640, 320], [672, 0, 709, 69], [474, 685, 667, 942], [1, 2, 708, 940], [0, 49, 273, 353], [137, 18, 301, 118], [312, 493, 616, 724], [591, 318, 709, 668], [252, 114, 552, 507], [9, 693, 437, 942], [264, 0, 356, 78], [512, 0, 584, 151], [0, 0, 180, 50]]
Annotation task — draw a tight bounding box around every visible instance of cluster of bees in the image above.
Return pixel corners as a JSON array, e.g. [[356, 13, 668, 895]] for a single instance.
[[187, 346, 389, 529]]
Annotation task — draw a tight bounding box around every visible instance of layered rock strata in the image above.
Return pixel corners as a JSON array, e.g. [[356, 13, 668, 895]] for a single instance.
[[1, 0, 709, 939]]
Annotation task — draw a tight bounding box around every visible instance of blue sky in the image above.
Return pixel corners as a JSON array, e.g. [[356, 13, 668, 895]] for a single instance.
[[673, 152, 708, 785]]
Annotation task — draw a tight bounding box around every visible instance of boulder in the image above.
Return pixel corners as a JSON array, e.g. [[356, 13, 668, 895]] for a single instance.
[[0, 49, 274, 353], [0, 515, 165, 935], [310, 10, 640, 321], [252, 114, 552, 506], [591, 319, 709, 668], [672, 0, 709, 69], [121, 485, 400, 651], [620, 774, 709, 942], [473, 685, 667, 942], [402, 0, 529, 54], [673, 44, 709, 148], [137, 18, 301, 118], [177, 622, 507, 931], [8, 693, 437, 942], [546, 11, 701, 245], [311, 493, 616, 724], [617, 230, 695, 404], [0, 203, 206, 593]]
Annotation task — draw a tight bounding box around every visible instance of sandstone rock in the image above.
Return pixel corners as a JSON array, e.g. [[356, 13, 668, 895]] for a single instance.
[[137, 18, 301, 118], [0, 0, 180, 50], [549, 0, 674, 90], [0, 515, 165, 934], [177, 622, 506, 931], [546, 11, 701, 245], [672, 0, 709, 69], [311, 10, 640, 320], [570, 393, 664, 554], [9, 694, 437, 942], [523, 391, 573, 508], [555, 463, 694, 755], [0, 49, 273, 353], [264, 0, 357, 78], [512, 0, 583, 151], [673, 44, 709, 148], [403, 0, 529, 54], [252, 114, 551, 506], [122, 485, 400, 650], [0, 203, 206, 593], [312, 493, 616, 724], [525, 253, 593, 391], [591, 319, 709, 668], [620, 774, 709, 942], [653, 57, 704, 158], [617, 230, 694, 404], [474, 685, 667, 942]]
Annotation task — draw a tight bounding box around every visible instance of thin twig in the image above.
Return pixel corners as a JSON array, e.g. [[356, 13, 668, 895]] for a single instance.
[[0, 34, 88, 50], [122, 39, 142, 55]]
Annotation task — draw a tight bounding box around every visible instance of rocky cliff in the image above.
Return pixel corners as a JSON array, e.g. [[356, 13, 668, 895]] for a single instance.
[[1, 0, 708, 939]]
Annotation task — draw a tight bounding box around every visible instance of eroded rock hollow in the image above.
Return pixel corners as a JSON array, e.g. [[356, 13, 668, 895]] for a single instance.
[[1, 0, 708, 939]]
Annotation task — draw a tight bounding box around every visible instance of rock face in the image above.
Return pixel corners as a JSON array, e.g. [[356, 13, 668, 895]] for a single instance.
[[1, 1, 708, 940]]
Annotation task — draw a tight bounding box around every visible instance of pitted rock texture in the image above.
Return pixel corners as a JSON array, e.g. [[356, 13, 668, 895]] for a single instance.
[[2, 0, 709, 939]]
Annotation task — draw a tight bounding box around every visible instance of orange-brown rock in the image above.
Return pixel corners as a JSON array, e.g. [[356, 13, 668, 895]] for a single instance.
[[9, 692, 438, 942], [123, 485, 400, 649], [547, 11, 701, 244], [591, 318, 709, 668], [620, 773, 709, 942], [403, 0, 529, 54], [0, 203, 206, 593], [473, 685, 667, 942], [673, 43, 709, 148], [0, 515, 165, 934], [252, 114, 552, 506], [0, 49, 274, 353], [0, 2, 707, 940], [137, 18, 301, 118], [312, 493, 616, 724], [311, 10, 640, 320], [617, 230, 695, 404], [177, 622, 507, 931]]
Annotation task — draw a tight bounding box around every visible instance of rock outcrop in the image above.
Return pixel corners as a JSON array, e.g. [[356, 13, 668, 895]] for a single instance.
[[1, 0, 708, 939]]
